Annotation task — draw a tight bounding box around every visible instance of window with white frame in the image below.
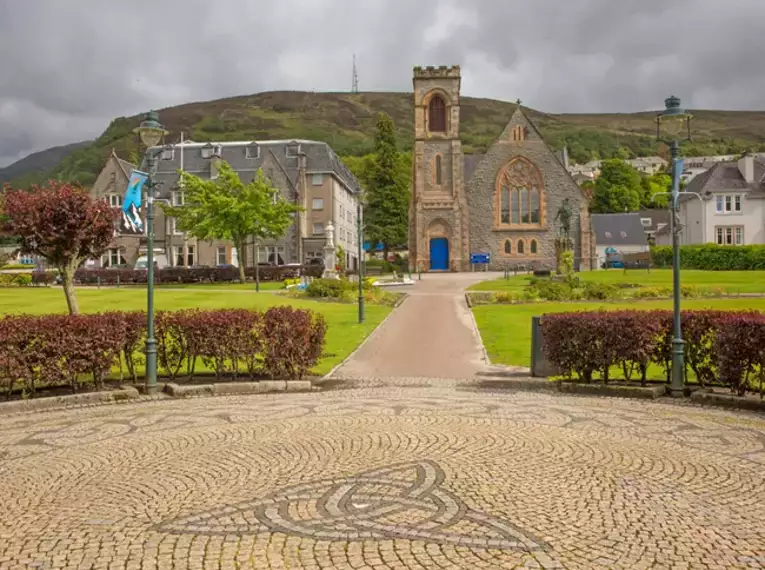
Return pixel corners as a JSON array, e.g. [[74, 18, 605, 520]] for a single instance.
[[286, 143, 300, 157], [340, 205, 344, 219], [312, 173, 324, 186], [172, 191, 185, 206], [216, 246, 227, 266], [161, 147, 174, 160], [169, 217, 183, 235], [201, 145, 215, 159], [312, 198, 324, 210], [186, 245, 196, 266], [715, 226, 744, 245], [101, 248, 126, 267], [716, 194, 743, 213], [107, 194, 122, 208], [263, 246, 285, 265], [245, 144, 259, 159], [313, 222, 324, 235]]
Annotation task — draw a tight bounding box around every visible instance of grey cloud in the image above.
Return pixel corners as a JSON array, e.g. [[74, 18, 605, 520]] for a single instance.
[[1, 0, 764, 167]]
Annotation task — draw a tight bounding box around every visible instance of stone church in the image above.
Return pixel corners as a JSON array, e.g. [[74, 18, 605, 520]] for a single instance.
[[409, 65, 595, 272]]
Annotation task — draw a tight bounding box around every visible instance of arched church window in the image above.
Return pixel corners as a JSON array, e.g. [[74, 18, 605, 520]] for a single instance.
[[504, 240, 512, 254], [435, 155, 442, 185], [530, 240, 538, 254], [495, 157, 544, 228], [428, 96, 446, 132], [501, 185, 510, 223], [517, 240, 525, 254]]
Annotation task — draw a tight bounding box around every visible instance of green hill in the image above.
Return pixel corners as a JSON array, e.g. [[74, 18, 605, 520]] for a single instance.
[[10, 91, 765, 188]]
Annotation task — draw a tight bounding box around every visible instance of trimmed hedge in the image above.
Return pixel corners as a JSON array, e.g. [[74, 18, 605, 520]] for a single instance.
[[0, 273, 33, 287], [651, 244, 765, 270], [541, 310, 765, 395], [0, 307, 326, 398], [70, 264, 324, 286]]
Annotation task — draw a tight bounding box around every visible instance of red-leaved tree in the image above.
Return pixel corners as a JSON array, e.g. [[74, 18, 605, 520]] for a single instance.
[[1, 182, 118, 314]]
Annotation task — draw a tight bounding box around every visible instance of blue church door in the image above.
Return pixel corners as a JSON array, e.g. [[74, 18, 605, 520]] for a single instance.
[[430, 238, 449, 271]]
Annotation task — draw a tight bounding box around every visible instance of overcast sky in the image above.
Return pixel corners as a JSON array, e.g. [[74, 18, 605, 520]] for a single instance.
[[2, 0, 764, 167]]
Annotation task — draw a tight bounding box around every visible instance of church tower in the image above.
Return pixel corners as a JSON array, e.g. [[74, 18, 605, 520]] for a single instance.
[[409, 66, 469, 272]]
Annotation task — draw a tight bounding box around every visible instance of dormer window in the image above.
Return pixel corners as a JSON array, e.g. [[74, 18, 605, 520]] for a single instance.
[[201, 143, 215, 159], [161, 147, 174, 160], [246, 143, 259, 159], [286, 142, 300, 157]]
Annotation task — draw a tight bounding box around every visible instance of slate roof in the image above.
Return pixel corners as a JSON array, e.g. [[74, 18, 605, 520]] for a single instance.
[[591, 213, 648, 247], [463, 154, 484, 183], [144, 140, 361, 194], [682, 158, 765, 201], [638, 209, 671, 232]]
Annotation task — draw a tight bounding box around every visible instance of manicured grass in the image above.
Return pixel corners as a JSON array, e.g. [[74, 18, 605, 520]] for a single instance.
[[473, 297, 765, 370], [469, 269, 765, 294], [0, 287, 391, 375]]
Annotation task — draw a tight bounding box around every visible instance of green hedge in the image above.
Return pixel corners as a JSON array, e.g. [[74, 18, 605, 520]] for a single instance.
[[651, 245, 765, 270]]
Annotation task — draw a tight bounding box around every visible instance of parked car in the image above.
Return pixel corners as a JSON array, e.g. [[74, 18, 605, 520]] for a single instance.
[[134, 254, 170, 270]]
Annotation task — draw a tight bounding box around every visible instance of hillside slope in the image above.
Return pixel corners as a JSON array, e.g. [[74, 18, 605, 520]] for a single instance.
[[10, 91, 765, 188], [1, 141, 90, 185]]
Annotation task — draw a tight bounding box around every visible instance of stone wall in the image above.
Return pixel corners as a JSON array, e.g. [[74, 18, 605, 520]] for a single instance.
[[466, 108, 593, 271]]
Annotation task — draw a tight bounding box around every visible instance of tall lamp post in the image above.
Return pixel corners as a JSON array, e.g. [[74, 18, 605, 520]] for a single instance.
[[656, 96, 692, 398], [134, 110, 168, 394], [357, 199, 365, 324]]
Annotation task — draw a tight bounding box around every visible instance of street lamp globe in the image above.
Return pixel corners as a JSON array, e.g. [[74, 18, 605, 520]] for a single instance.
[[134, 110, 168, 148], [656, 95, 692, 140]]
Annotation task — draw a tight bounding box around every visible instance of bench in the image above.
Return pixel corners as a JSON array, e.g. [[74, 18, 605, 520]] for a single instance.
[[365, 266, 383, 276], [622, 252, 652, 272]]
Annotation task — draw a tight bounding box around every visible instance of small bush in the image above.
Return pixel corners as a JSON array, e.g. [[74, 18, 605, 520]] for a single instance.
[[632, 287, 673, 299], [14, 273, 32, 286], [306, 278, 353, 298], [262, 307, 326, 380], [582, 282, 620, 301], [31, 271, 57, 286]]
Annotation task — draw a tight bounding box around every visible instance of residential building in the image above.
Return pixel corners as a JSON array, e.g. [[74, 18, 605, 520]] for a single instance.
[[638, 209, 670, 243], [626, 157, 667, 175], [591, 213, 649, 267], [675, 154, 765, 246], [90, 140, 361, 269]]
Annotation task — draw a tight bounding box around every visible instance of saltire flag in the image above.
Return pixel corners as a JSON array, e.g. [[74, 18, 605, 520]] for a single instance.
[[120, 170, 148, 234]]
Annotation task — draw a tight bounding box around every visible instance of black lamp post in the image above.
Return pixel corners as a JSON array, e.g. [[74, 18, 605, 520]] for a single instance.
[[357, 199, 365, 324], [656, 96, 692, 398], [133, 110, 168, 394]]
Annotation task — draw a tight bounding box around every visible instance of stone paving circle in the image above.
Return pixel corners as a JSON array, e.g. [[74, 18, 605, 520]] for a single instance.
[[1, 385, 765, 569]]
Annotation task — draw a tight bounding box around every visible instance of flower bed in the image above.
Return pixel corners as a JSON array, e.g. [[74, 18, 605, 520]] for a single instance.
[[0, 307, 326, 400], [540, 310, 765, 396]]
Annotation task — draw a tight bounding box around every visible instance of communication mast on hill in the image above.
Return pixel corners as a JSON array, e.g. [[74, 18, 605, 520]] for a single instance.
[[352, 54, 359, 94]]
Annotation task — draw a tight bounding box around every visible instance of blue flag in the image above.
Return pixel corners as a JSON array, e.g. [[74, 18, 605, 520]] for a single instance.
[[120, 170, 148, 234]]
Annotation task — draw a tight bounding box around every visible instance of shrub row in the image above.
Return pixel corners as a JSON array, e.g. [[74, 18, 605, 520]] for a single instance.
[[68, 264, 323, 286], [651, 245, 765, 270], [0, 307, 326, 398], [541, 310, 765, 395], [0, 273, 32, 287]]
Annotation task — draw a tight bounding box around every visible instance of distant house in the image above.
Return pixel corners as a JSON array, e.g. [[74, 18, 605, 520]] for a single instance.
[[89, 140, 362, 269], [591, 213, 649, 267], [676, 154, 765, 246], [638, 209, 671, 243], [626, 156, 667, 175]]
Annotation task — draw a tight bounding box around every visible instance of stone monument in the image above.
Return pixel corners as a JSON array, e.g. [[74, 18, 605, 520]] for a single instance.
[[554, 199, 575, 273], [322, 221, 338, 279]]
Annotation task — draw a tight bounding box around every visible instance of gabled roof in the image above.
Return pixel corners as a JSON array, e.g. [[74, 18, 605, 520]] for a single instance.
[[682, 158, 765, 201], [591, 213, 648, 247], [110, 149, 135, 179]]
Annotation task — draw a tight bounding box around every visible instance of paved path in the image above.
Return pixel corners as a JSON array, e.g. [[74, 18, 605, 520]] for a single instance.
[[334, 272, 504, 379], [1, 386, 765, 569]]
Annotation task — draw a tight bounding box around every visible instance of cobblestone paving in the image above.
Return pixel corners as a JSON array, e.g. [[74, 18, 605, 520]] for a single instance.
[[2, 386, 765, 569]]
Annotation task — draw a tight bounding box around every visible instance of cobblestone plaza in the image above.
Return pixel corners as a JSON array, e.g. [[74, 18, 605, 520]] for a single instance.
[[1, 385, 765, 569]]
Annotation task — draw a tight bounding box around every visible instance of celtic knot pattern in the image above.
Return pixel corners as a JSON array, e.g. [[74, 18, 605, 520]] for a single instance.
[[157, 460, 549, 552]]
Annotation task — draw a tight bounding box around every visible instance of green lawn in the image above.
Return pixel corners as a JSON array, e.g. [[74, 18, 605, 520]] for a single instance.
[[473, 297, 765, 370], [469, 269, 765, 294], [0, 287, 390, 375]]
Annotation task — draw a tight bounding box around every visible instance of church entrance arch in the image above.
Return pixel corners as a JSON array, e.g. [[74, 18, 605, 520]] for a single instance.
[[426, 219, 451, 271]]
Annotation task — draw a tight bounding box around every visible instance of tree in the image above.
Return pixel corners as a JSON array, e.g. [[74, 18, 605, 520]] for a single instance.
[[164, 161, 299, 283], [590, 159, 644, 213], [1, 181, 118, 314], [364, 113, 410, 260], [641, 173, 671, 209]]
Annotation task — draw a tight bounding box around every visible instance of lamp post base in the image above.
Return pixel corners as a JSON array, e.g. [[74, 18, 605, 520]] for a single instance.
[[145, 337, 158, 395], [670, 337, 685, 398]]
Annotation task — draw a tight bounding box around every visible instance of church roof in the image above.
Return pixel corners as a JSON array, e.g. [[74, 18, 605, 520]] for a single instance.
[[464, 154, 484, 183]]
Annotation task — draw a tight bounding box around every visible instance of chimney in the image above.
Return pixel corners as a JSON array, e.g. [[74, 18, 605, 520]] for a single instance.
[[738, 153, 754, 183]]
